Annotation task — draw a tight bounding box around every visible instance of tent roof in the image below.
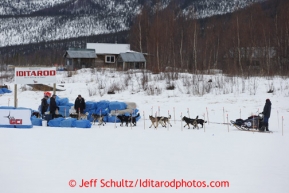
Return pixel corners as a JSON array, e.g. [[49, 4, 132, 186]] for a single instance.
[[119, 52, 146, 62]]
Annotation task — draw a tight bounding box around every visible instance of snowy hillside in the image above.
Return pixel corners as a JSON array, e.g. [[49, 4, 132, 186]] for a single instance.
[[185, 0, 265, 18], [0, 0, 69, 15], [0, 16, 124, 46], [0, 0, 264, 47]]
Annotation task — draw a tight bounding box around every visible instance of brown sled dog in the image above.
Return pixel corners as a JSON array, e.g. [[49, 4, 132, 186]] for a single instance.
[[149, 115, 165, 129]]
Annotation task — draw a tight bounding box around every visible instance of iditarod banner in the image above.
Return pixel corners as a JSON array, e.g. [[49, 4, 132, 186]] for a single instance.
[[0, 109, 32, 128], [14, 67, 56, 84]]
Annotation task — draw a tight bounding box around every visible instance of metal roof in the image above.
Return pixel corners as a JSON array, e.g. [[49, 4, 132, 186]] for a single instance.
[[86, 43, 130, 54], [64, 49, 97, 58], [119, 52, 146, 62]]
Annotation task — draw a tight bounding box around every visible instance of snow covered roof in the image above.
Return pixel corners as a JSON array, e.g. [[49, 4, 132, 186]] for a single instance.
[[86, 43, 130, 54], [64, 48, 97, 58], [119, 52, 146, 62]]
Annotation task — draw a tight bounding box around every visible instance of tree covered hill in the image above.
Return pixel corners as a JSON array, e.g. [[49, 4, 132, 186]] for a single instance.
[[0, 0, 264, 47]]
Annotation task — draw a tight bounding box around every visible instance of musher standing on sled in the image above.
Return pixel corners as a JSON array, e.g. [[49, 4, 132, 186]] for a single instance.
[[262, 99, 271, 132]]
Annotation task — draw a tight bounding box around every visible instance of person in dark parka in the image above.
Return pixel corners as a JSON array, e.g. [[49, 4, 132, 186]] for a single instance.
[[262, 99, 271, 131], [41, 95, 49, 118], [74, 95, 86, 114], [50, 94, 57, 119]]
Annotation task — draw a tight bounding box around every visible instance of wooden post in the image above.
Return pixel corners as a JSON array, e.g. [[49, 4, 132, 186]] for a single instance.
[[187, 108, 190, 118], [14, 84, 17, 107], [53, 83, 56, 95]]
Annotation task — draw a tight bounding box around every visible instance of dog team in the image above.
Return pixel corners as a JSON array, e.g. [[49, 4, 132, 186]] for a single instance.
[[40, 94, 207, 128], [148, 115, 206, 129]]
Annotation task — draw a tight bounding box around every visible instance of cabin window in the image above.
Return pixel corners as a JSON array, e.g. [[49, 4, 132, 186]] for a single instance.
[[105, 55, 115, 63]]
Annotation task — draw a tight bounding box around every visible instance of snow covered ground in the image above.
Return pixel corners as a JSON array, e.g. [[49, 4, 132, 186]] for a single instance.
[[0, 69, 289, 193]]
